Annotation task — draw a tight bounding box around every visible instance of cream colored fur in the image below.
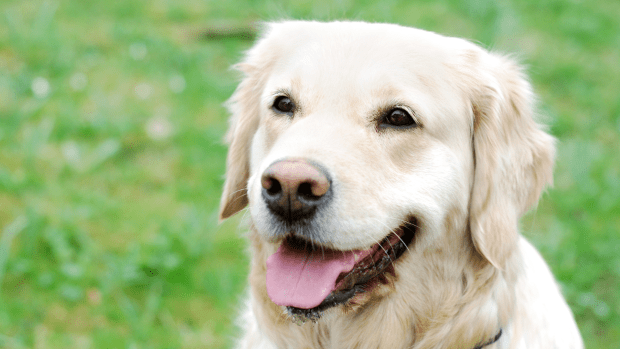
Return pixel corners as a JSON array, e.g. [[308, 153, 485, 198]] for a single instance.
[[219, 20, 583, 349]]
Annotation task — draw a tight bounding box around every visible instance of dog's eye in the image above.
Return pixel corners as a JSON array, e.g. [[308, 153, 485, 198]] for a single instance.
[[273, 96, 295, 115], [381, 108, 417, 128]]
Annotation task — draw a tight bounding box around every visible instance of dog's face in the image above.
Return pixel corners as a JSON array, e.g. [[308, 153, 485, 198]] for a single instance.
[[220, 21, 554, 320], [249, 25, 474, 251]]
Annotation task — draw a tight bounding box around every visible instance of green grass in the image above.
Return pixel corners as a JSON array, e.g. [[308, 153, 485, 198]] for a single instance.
[[0, 0, 618, 348]]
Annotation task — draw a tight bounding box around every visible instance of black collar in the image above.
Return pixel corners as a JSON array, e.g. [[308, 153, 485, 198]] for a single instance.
[[473, 329, 502, 349]]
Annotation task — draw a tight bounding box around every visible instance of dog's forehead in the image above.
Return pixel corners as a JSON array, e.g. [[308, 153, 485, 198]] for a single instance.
[[267, 22, 471, 92], [259, 22, 473, 131], [266, 25, 452, 90]]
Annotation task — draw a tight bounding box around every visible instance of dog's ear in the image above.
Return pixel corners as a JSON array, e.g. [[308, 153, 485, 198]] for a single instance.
[[468, 52, 555, 269], [219, 26, 275, 220], [219, 69, 259, 220]]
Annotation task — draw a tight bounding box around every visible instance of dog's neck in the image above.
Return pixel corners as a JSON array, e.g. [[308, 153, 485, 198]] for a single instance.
[[247, 226, 516, 349]]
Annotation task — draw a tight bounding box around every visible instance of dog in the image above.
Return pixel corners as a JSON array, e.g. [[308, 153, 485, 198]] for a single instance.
[[218, 20, 583, 349]]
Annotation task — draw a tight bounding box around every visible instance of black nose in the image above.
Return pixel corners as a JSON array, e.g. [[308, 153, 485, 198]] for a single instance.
[[261, 158, 331, 221]]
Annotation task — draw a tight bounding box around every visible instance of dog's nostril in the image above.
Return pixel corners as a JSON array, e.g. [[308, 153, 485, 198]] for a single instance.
[[297, 182, 318, 200], [262, 176, 282, 196], [268, 179, 282, 196]]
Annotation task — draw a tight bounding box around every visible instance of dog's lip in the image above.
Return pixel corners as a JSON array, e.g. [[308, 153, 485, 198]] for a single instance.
[[285, 218, 417, 320]]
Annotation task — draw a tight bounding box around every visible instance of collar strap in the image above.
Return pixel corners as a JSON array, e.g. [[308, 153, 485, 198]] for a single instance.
[[473, 329, 502, 349]]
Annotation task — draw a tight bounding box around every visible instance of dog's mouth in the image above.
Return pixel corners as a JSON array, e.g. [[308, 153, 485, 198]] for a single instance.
[[266, 218, 417, 323]]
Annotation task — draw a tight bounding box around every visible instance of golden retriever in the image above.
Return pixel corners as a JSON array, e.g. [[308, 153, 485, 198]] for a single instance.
[[219, 21, 583, 349]]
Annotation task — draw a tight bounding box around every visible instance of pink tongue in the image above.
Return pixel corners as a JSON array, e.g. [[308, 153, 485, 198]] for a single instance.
[[266, 242, 372, 309]]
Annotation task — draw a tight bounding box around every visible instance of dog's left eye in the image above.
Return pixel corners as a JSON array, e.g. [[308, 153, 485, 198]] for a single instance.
[[381, 108, 417, 128], [272, 96, 295, 115]]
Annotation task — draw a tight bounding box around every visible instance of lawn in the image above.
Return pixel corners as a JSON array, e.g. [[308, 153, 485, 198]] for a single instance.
[[0, 0, 618, 348]]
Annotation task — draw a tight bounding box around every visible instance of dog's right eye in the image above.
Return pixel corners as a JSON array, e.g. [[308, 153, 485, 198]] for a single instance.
[[379, 108, 418, 129], [272, 96, 295, 115]]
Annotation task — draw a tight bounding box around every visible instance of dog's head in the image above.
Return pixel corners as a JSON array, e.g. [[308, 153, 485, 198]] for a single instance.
[[219, 21, 554, 320]]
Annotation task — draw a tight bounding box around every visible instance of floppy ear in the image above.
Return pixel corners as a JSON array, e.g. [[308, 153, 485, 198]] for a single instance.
[[218, 66, 261, 220], [468, 53, 555, 269], [219, 26, 278, 220]]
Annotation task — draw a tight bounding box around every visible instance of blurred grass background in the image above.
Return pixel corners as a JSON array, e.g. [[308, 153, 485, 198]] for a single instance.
[[0, 0, 618, 348]]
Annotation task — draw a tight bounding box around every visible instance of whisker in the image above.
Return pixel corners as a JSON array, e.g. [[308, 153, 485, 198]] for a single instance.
[[370, 217, 413, 255], [393, 220, 420, 252], [354, 230, 382, 269], [223, 188, 249, 204], [358, 229, 394, 268], [369, 218, 398, 250], [371, 222, 398, 267]]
